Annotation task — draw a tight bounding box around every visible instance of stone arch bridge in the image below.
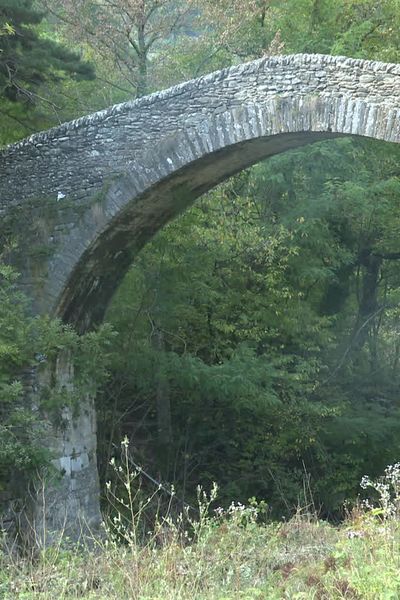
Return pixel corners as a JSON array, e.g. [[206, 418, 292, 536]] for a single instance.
[[1, 53, 400, 541]]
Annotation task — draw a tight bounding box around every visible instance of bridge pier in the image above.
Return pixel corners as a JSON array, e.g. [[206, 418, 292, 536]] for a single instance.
[[24, 354, 102, 548]]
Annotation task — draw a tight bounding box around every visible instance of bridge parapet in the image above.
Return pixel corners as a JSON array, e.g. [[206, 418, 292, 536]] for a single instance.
[[1, 54, 399, 211]]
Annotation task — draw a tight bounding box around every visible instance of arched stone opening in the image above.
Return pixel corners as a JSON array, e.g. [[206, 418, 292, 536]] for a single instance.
[[1, 53, 400, 543]]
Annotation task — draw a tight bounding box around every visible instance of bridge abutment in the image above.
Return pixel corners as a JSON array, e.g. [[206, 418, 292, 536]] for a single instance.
[[24, 355, 102, 548]]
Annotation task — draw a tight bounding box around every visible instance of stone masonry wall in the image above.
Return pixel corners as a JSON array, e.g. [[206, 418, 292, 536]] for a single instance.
[[1, 54, 400, 211]]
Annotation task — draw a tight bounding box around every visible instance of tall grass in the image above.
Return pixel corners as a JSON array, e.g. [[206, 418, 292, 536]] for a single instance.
[[2, 445, 400, 599]]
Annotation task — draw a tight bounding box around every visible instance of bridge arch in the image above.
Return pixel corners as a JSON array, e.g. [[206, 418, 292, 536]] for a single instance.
[[1, 53, 400, 331], [2, 52, 400, 542]]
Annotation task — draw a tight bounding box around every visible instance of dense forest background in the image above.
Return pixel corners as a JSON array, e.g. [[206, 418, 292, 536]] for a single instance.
[[1, 0, 400, 521]]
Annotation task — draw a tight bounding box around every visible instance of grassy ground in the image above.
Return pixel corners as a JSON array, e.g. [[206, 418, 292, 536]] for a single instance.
[[2, 457, 400, 599], [1, 506, 400, 599]]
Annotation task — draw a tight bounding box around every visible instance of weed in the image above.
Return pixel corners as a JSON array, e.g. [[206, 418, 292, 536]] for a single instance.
[[2, 458, 400, 599]]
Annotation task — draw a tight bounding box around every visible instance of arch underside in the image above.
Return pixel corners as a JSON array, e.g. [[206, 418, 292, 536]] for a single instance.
[[57, 131, 357, 330], [57, 93, 400, 331]]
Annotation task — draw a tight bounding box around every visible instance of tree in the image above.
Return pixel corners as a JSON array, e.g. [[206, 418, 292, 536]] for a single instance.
[[43, 0, 197, 97], [97, 133, 400, 518], [266, 0, 400, 61], [42, 0, 281, 97], [0, 0, 94, 143]]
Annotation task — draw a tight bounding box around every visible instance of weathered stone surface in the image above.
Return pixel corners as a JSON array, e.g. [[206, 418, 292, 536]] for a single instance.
[[1, 53, 400, 542], [26, 397, 101, 547], [20, 354, 101, 548]]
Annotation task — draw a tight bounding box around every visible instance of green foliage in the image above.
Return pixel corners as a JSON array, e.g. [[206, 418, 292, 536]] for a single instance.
[[267, 0, 400, 61], [99, 133, 400, 519], [0, 0, 95, 145], [0, 264, 46, 484]]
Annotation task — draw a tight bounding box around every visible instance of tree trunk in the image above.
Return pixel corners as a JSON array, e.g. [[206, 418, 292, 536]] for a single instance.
[[137, 21, 148, 97], [153, 327, 172, 477], [352, 249, 382, 353]]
